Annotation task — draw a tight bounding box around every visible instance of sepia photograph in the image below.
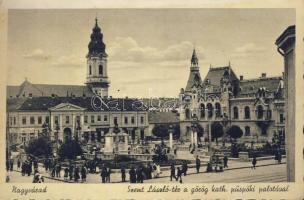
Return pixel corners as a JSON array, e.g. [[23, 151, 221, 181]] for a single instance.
[[1, 2, 303, 199]]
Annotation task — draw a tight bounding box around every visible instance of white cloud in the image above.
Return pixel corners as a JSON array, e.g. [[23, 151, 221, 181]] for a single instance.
[[50, 55, 84, 68], [231, 43, 266, 58], [108, 37, 204, 63], [23, 49, 51, 60]]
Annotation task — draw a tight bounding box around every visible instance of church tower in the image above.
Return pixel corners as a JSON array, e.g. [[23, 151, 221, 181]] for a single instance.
[[85, 18, 110, 97]]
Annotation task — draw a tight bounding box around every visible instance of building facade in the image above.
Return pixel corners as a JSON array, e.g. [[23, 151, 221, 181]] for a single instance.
[[179, 49, 285, 143], [6, 19, 149, 146]]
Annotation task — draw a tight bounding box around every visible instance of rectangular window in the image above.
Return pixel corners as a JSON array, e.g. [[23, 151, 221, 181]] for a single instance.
[[280, 114, 284, 123], [124, 117, 128, 124], [76, 116, 80, 124], [84, 115, 88, 123], [104, 115, 108, 122], [13, 117, 16, 125], [45, 116, 49, 123], [131, 116, 135, 124], [30, 116, 35, 125], [91, 115, 95, 123], [21, 135, 26, 142], [97, 115, 101, 121], [22, 116, 26, 125], [140, 116, 144, 124], [9, 117, 12, 126], [114, 117, 118, 125], [38, 116, 42, 124], [65, 116, 70, 124], [54, 116, 59, 126]]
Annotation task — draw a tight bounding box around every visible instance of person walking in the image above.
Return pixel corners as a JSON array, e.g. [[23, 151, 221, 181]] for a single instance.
[[136, 166, 143, 183], [182, 162, 188, 176], [17, 158, 21, 170], [277, 152, 282, 164], [74, 166, 80, 182], [223, 155, 228, 168], [176, 167, 183, 183], [106, 167, 112, 183], [129, 166, 136, 183], [69, 165, 74, 181], [147, 163, 153, 179], [9, 159, 14, 171], [6, 159, 10, 172], [100, 166, 107, 183], [196, 156, 201, 173], [81, 166, 87, 182], [252, 156, 257, 169], [64, 168, 69, 181], [121, 166, 126, 182], [170, 164, 176, 181]]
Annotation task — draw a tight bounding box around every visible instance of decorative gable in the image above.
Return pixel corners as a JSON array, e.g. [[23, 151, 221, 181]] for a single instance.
[[49, 103, 86, 111]]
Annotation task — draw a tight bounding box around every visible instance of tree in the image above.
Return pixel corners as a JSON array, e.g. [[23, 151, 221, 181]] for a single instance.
[[227, 125, 243, 142], [58, 140, 83, 160], [152, 124, 169, 139], [25, 136, 53, 158], [211, 122, 224, 145]]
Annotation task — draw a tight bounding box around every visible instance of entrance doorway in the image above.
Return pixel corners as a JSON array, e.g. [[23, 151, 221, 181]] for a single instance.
[[63, 128, 72, 142]]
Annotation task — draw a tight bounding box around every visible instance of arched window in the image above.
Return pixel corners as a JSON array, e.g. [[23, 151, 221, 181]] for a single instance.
[[245, 126, 250, 136], [215, 103, 221, 118], [257, 105, 264, 119], [89, 65, 92, 75], [207, 103, 213, 118], [185, 109, 190, 119], [244, 106, 250, 119], [99, 65, 103, 75], [233, 106, 239, 119], [200, 104, 205, 119]]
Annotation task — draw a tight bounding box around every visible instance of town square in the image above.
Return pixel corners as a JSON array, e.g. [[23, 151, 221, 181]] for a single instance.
[[5, 9, 295, 184]]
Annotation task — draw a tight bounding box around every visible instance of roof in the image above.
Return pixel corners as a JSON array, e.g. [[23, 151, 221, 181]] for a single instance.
[[238, 76, 282, 97], [202, 66, 239, 87], [185, 70, 203, 91], [275, 25, 295, 47], [148, 111, 179, 124], [9, 97, 148, 112], [7, 80, 94, 98], [7, 98, 27, 112]]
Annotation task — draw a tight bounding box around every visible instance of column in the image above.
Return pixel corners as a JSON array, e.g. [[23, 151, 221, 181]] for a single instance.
[[72, 114, 76, 138], [50, 115, 54, 139], [190, 130, 194, 145], [169, 131, 173, 150], [80, 114, 84, 140], [208, 123, 212, 152], [59, 115, 63, 141], [194, 131, 197, 146]]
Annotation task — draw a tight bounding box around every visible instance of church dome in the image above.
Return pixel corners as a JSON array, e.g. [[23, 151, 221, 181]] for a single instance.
[[88, 18, 106, 56]]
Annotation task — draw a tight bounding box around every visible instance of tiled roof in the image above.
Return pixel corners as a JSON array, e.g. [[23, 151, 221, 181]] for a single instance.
[[7, 98, 27, 112], [7, 80, 94, 98], [185, 70, 203, 91], [148, 111, 179, 124], [238, 77, 282, 96], [202, 66, 239, 87], [13, 97, 148, 112]]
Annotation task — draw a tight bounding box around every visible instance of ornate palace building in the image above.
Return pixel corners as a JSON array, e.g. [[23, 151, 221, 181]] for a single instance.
[[6, 19, 149, 145], [179, 49, 285, 142]]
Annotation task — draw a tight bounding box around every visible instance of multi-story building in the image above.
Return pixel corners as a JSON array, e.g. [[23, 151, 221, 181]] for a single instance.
[[179, 49, 285, 142], [6, 19, 149, 146]]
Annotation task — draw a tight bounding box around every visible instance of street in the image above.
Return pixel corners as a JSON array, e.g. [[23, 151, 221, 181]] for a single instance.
[[8, 162, 286, 184]]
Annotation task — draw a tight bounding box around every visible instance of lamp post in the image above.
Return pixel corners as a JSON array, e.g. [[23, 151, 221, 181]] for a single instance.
[[168, 125, 173, 151], [191, 116, 198, 147]]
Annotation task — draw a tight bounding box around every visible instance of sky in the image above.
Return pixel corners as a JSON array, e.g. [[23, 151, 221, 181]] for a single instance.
[[7, 9, 295, 97]]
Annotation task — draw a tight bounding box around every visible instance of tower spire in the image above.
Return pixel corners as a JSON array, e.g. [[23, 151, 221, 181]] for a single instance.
[[191, 48, 198, 66]]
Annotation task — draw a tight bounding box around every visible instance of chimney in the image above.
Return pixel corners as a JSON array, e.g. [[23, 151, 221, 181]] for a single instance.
[[261, 73, 266, 78], [240, 75, 243, 81]]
